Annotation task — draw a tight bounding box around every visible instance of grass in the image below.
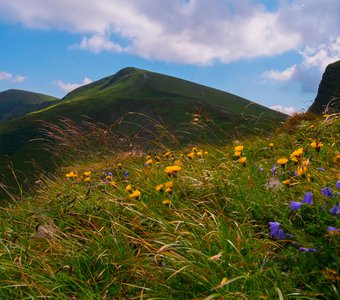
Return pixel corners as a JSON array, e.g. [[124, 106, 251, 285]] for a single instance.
[[0, 113, 339, 299]]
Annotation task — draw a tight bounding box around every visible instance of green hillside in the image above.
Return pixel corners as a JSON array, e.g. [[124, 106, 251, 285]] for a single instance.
[[0, 89, 59, 122], [0, 67, 286, 200]]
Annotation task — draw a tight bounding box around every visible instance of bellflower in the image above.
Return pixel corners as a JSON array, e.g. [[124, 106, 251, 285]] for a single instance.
[[298, 247, 316, 252], [336, 180, 340, 189], [302, 191, 313, 205], [271, 164, 277, 176], [269, 222, 285, 239], [322, 187, 334, 198], [330, 203, 340, 216], [290, 201, 302, 211]]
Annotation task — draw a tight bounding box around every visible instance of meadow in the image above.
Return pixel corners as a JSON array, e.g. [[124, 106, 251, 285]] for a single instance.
[[0, 112, 339, 299]]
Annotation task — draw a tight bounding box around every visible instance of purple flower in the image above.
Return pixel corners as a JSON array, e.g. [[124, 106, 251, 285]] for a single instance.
[[327, 226, 339, 231], [271, 164, 277, 176], [302, 191, 313, 205], [330, 203, 340, 216], [123, 171, 129, 179], [317, 168, 326, 172], [290, 201, 302, 211], [322, 187, 334, 198], [336, 180, 340, 189], [298, 247, 316, 252], [108, 172, 113, 177], [269, 222, 285, 239]]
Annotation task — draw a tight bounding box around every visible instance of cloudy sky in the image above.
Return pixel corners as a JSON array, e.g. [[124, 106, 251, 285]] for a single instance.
[[1, 0, 340, 115]]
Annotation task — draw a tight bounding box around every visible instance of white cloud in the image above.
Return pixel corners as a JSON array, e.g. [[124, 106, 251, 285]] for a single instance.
[[262, 65, 297, 81], [0, 0, 339, 65], [54, 77, 93, 93], [270, 105, 296, 115], [0, 71, 27, 83]]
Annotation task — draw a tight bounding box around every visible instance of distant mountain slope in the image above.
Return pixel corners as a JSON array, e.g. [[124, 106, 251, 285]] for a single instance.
[[0, 89, 60, 122], [308, 60, 340, 114], [0, 67, 287, 200]]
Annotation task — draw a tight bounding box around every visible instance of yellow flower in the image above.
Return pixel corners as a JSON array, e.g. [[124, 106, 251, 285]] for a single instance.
[[156, 184, 164, 192], [110, 181, 117, 188], [84, 177, 91, 182], [84, 171, 91, 177], [310, 141, 323, 150], [117, 163, 122, 169], [106, 175, 112, 180], [129, 189, 141, 199], [234, 151, 242, 158], [162, 199, 170, 206], [146, 155, 151, 160], [163, 151, 172, 158], [296, 165, 307, 176], [145, 159, 153, 166], [192, 147, 198, 152], [277, 157, 288, 166], [165, 165, 182, 176], [334, 153, 340, 165], [165, 181, 173, 189], [269, 143, 274, 148], [174, 160, 181, 166], [66, 171, 77, 178], [323, 114, 330, 118], [125, 185, 132, 193], [291, 148, 303, 159], [204, 151, 209, 155], [238, 157, 247, 165], [282, 179, 291, 185], [187, 152, 195, 159], [196, 150, 203, 157], [234, 145, 244, 152]]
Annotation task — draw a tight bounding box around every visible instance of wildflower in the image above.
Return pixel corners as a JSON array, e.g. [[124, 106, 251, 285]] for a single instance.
[[204, 151, 209, 155], [125, 185, 132, 193], [165, 181, 173, 190], [269, 222, 285, 239], [117, 163, 122, 169], [317, 168, 326, 172], [174, 160, 181, 166], [154, 154, 161, 162], [334, 154, 340, 164], [310, 141, 323, 151], [84, 171, 91, 177], [327, 226, 339, 232], [196, 150, 203, 157], [296, 165, 307, 176], [277, 157, 288, 167], [145, 159, 153, 166], [234, 151, 242, 158], [110, 180, 117, 188], [234, 145, 244, 152], [282, 179, 291, 186], [238, 157, 247, 165], [187, 152, 195, 159], [290, 201, 302, 211], [330, 203, 340, 216], [269, 143, 274, 148], [129, 189, 141, 199], [163, 151, 172, 158], [298, 247, 316, 252], [192, 147, 198, 152], [271, 163, 277, 176], [290, 148, 303, 162], [336, 180, 340, 189], [165, 165, 182, 176], [156, 184, 164, 192], [323, 114, 330, 118], [123, 171, 129, 179], [322, 187, 334, 198], [302, 191, 313, 205], [66, 171, 77, 178], [162, 199, 170, 206], [84, 177, 91, 183], [146, 155, 151, 160]]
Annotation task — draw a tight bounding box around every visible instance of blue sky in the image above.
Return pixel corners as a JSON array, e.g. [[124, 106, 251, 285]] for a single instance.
[[1, 0, 340, 115]]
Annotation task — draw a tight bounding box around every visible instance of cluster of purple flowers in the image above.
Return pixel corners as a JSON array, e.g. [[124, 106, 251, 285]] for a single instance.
[[290, 191, 313, 211]]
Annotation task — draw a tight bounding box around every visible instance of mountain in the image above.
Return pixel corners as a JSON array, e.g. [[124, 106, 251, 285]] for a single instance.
[[0, 67, 287, 200], [0, 89, 60, 122], [308, 60, 340, 114]]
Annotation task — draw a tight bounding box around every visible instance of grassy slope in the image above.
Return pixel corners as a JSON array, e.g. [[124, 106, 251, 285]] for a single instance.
[[0, 89, 59, 122], [0, 114, 339, 299], [0, 67, 286, 199]]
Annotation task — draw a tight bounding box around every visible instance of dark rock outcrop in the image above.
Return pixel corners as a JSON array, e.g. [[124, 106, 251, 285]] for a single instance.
[[308, 60, 340, 114]]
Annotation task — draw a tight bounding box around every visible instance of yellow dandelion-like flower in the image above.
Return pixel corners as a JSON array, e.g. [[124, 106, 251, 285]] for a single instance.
[[204, 151, 209, 155], [269, 143, 274, 148], [174, 160, 181, 166], [129, 189, 141, 199], [146, 155, 151, 160], [165, 181, 173, 189], [196, 150, 203, 157], [282, 179, 291, 185], [117, 163, 122, 169], [66, 171, 77, 178], [162, 199, 170, 206], [334, 153, 340, 165], [110, 181, 117, 188], [84, 177, 91, 182], [234, 151, 242, 158], [106, 175, 112, 180], [145, 159, 153, 166], [296, 165, 307, 176], [234, 145, 244, 152], [163, 151, 172, 158], [156, 184, 164, 192], [187, 152, 195, 159], [310, 141, 323, 151], [192, 147, 198, 152], [165, 165, 182, 176], [291, 148, 303, 158], [277, 157, 288, 166], [238, 157, 247, 165], [83, 171, 91, 177], [125, 185, 132, 193]]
